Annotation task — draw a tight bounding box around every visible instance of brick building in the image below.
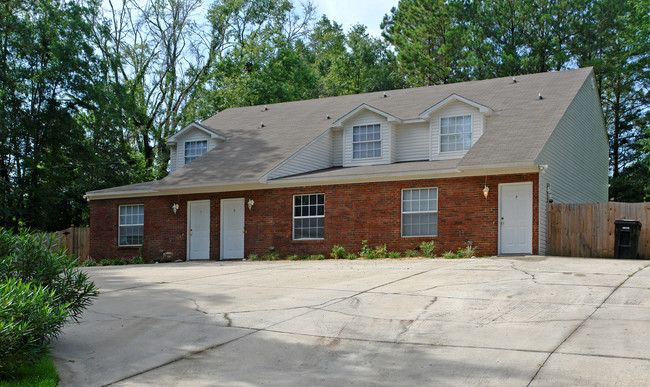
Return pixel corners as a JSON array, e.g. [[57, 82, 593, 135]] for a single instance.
[[86, 68, 607, 261]]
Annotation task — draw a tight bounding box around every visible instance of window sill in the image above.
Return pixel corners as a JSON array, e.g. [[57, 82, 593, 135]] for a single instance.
[[117, 245, 142, 248], [292, 239, 325, 244]]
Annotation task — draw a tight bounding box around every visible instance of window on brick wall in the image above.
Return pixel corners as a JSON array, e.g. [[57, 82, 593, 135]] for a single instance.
[[440, 115, 471, 152], [352, 124, 381, 159], [293, 194, 324, 240], [184, 140, 207, 164], [402, 188, 437, 237], [119, 204, 144, 246]]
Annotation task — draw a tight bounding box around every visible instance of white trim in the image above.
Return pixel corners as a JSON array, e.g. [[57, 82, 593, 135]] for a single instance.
[[167, 122, 228, 144], [352, 123, 382, 160], [498, 182, 533, 255], [187, 200, 210, 260], [331, 104, 401, 127], [220, 198, 245, 259], [420, 94, 494, 118], [292, 193, 325, 240], [439, 114, 472, 153], [118, 204, 144, 247], [401, 187, 438, 238]]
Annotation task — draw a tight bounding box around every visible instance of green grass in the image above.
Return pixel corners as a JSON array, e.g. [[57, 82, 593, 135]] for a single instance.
[[0, 356, 59, 387]]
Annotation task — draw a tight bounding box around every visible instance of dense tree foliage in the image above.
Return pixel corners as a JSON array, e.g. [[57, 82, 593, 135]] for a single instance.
[[0, 0, 648, 230]]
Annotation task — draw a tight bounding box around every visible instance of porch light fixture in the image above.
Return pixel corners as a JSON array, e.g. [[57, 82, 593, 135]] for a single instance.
[[539, 164, 549, 174], [247, 199, 255, 210], [483, 185, 490, 199], [483, 176, 489, 199], [172, 203, 179, 214]]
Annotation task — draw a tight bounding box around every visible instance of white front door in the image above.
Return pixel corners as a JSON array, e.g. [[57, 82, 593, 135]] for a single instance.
[[221, 198, 245, 259], [499, 182, 533, 254], [187, 200, 210, 260]]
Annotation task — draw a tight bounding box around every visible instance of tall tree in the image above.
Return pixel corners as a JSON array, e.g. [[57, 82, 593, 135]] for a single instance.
[[381, 0, 466, 86], [0, 0, 103, 230]]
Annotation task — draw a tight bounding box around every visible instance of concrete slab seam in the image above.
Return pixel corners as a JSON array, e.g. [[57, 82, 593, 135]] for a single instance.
[[526, 263, 650, 386]]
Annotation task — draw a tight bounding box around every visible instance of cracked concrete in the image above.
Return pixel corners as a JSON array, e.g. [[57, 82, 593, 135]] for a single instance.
[[51, 257, 650, 386]]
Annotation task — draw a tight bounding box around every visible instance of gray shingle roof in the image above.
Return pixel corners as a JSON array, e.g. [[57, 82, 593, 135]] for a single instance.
[[87, 68, 593, 197]]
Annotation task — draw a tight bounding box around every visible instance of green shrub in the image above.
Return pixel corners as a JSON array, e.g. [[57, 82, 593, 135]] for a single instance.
[[419, 241, 436, 257], [112, 259, 127, 266], [0, 229, 98, 378], [307, 254, 326, 260], [287, 255, 303, 261], [388, 251, 401, 258], [457, 244, 478, 258], [0, 279, 68, 378], [130, 257, 145, 265], [374, 245, 388, 258], [247, 254, 259, 261], [99, 259, 112, 266], [443, 251, 459, 259], [346, 253, 358, 260], [330, 245, 347, 260], [404, 249, 419, 257], [83, 259, 98, 267], [359, 240, 377, 259], [2, 355, 59, 386], [262, 252, 280, 261]]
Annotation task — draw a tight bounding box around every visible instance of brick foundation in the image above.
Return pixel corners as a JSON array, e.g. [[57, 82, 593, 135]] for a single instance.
[[89, 174, 539, 261]]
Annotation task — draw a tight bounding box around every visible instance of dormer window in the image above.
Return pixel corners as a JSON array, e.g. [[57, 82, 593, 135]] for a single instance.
[[352, 124, 381, 159], [184, 140, 207, 164], [440, 115, 471, 153]]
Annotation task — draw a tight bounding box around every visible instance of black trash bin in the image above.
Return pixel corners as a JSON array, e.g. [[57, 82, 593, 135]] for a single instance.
[[614, 220, 642, 259]]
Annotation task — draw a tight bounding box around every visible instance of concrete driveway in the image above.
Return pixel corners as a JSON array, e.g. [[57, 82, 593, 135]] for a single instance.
[[52, 257, 650, 386]]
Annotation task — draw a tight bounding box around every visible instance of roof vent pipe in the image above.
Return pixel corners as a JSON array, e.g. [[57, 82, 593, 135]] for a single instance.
[[260, 122, 265, 128], [263, 106, 268, 111], [383, 92, 387, 98], [326, 115, 330, 120], [512, 77, 517, 83], [538, 93, 543, 100]]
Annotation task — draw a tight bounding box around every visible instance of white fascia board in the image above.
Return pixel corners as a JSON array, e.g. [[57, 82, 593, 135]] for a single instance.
[[167, 122, 228, 144], [331, 104, 402, 128], [419, 94, 495, 118], [86, 179, 267, 200], [458, 162, 539, 172], [258, 128, 332, 184]]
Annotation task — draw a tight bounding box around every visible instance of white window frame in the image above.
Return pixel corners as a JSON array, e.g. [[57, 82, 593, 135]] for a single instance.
[[293, 193, 325, 240], [440, 115, 472, 153], [401, 188, 438, 237], [118, 204, 144, 246], [352, 124, 382, 159], [184, 140, 208, 165]]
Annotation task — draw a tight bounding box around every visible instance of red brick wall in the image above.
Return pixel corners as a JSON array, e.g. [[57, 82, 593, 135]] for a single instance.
[[89, 174, 538, 261]]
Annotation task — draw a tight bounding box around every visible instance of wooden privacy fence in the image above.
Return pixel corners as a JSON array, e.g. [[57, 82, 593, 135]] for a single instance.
[[547, 202, 650, 259], [48, 227, 90, 261]]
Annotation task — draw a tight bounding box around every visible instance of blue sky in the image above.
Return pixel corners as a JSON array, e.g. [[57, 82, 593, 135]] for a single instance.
[[307, 0, 399, 37]]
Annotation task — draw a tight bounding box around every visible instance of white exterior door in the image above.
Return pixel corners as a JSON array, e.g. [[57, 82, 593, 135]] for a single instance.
[[187, 200, 210, 260], [499, 182, 533, 254], [221, 198, 245, 259]]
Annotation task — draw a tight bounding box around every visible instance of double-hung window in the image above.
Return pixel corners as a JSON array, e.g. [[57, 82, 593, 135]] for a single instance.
[[352, 124, 381, 159], [293, 194, 324, 240], [184, 140, 207, 164], [440, 115, 471, 152], [119, 204, 144, 246], [402, 188, 438, 237]]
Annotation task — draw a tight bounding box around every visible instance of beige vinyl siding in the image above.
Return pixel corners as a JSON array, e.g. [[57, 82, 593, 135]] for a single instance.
[[390, 123, 397, 163], [396, 122, 429, 162], [343, 110, 392, 167], [536, 74, 609, 254], [430, 101, 483, 161], [169, 145, 177, 171], [332, 130, 343, 166], [170, 129, 221, 172], [267, 131, 333, 179]]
